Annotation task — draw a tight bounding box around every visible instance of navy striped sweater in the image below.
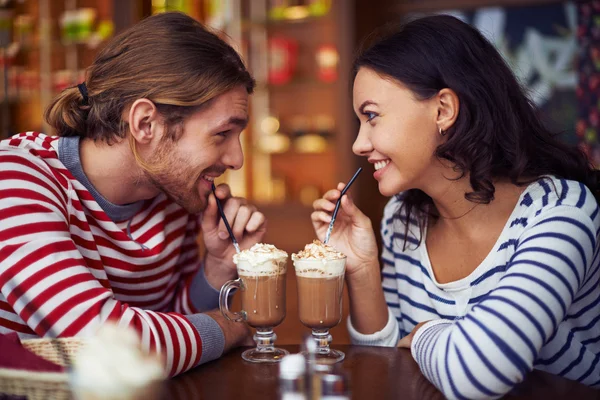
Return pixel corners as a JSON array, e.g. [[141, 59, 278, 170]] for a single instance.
[[347, 177, 600, 399]]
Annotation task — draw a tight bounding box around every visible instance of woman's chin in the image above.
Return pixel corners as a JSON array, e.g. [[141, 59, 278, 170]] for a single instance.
[[378, 182, 405, 197], [379, 183, 402, 197]]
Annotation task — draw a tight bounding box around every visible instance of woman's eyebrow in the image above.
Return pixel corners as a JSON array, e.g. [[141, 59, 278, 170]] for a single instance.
[[358, 100, 377, 114]]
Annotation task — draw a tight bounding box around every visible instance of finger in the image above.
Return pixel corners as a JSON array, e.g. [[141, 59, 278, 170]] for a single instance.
[[397, 335, 411, 348], [231, 205, 253, 238], [341, 195, 372, 229], [311, 210, 332, 224], [322, 188, 342, 202], [243, 220, 267, 245], [244, 211, 266, 233], [219, 198, 243, 239], [340, 192, 363, 218], [200, 191, 220, 231], [214, 183, 232, 200], [313, 198, 336, 213], [337, 182, 346, 191], [344, 189, 355, 203]]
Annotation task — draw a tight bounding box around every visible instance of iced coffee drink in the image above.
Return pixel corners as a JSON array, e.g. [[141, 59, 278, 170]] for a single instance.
[[219, 243, 289, 363], [292, 240, 346, 364]]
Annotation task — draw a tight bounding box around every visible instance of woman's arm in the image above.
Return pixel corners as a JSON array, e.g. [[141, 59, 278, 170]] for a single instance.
[[408, 205, 598, 399], [347, 201, 403, 345], [311, 184, 389, 335]]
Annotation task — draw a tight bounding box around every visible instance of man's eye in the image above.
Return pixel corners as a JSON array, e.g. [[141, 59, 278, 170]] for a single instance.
[[216, 130, 230, 137]]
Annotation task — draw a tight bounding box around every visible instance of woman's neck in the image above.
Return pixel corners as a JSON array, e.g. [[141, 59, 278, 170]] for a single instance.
[[427, 178, 526, 237]]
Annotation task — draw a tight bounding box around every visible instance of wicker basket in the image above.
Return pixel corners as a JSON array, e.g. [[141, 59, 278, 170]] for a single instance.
[[0, 337, 85, 400]]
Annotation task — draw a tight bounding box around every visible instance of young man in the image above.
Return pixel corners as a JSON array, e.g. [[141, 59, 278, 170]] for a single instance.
[[0, 12, 263, 376]]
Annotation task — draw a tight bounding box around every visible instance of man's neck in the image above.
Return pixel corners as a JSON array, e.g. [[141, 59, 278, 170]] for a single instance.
[[79, 136, 159, 206]]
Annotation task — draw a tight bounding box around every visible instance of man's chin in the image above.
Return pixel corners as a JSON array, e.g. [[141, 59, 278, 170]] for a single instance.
[[160, 190, 207, 214], [179, 198, 208, 215]]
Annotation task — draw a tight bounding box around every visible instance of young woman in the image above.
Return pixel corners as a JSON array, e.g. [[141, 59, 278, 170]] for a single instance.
[[312, 15, 600, 398]]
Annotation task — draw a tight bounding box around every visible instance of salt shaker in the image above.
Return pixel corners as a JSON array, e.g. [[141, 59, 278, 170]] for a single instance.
[[279, 354, 307, 400]]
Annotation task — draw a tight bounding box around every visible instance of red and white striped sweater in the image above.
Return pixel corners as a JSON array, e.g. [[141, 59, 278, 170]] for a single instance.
[[0, 132, 223, 376]]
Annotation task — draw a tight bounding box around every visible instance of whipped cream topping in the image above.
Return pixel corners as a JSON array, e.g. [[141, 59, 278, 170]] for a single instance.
[[292, 240, 346, 277], [234, 243, 288, 275], [71, 323, 165, 398], [292, 240, 345, 261]]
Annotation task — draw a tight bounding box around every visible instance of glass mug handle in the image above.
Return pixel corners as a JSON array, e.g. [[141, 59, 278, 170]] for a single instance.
[[219, 278, 245, 322]]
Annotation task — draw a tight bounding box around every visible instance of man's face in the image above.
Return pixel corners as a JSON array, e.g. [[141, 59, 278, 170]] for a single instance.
[[145, 86, 249, 213]]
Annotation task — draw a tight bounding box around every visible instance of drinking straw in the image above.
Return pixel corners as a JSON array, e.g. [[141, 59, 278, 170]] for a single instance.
[[212, 183, 241, 253], [324, 167, 362, 244]]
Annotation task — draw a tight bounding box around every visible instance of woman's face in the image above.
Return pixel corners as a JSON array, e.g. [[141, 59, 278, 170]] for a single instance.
[[352, 67, 443, 196]]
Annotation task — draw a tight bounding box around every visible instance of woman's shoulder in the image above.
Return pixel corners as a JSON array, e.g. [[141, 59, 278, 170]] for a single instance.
[[519, 176, 599, 220]]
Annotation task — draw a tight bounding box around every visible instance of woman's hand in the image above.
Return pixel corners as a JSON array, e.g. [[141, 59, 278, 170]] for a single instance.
[[397, 321, 429, 348], [311, 182, 379, 276]]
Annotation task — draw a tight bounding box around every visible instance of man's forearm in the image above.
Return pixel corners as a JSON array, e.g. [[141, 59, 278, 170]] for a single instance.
[[202, 309, 252, 354]]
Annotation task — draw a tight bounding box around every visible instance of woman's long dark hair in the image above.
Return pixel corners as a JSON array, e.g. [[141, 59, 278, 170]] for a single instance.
[[353, 15, 600, 247]]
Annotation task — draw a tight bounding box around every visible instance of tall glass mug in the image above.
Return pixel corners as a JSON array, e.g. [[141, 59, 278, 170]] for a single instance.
[[292, 240, 346, 364], [219, 243, 289, 363]]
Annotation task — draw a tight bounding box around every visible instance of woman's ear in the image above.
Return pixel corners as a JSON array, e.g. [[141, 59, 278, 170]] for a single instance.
[[436, 88, 460, 133], [128, 99, 159, 145]]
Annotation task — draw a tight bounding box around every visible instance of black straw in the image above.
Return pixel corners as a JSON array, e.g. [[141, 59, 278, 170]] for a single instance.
[[324, 167, 362, 244], [212, 183, 241, 253]]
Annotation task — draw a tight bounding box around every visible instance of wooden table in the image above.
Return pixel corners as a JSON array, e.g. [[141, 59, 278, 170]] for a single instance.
[[164, 345, 599, 399]]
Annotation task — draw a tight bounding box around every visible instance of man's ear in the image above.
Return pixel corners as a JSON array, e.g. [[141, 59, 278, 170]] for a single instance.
[[128, 99, 160, 145], [436, 88, 460, 133]]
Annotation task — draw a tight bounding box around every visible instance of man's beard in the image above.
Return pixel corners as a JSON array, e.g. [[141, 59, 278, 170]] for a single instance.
[[146, 170, 207, 214], [143, 142, 208, 214]]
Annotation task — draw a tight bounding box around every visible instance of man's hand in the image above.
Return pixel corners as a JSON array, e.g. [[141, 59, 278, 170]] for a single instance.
[[397, 321, 429, 348], [200, 183, 267, 288], [204, 309, 254, 353]]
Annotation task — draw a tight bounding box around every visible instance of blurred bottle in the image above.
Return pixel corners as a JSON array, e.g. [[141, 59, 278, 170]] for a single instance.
[[316, 370, 351, 400], [279, 354, 307, 400], [303, 335, 351, 400]]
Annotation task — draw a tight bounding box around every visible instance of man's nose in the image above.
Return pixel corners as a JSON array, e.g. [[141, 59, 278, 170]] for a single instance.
[[223, 138, 244, 170]]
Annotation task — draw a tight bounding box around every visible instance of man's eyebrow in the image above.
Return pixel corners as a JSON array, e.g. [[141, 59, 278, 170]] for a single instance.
[[214, 116, 248, 131], [225, 117, 248, 129], [358, 100, 377, 114]]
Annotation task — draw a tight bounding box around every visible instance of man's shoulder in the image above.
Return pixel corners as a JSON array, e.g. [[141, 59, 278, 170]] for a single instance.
[[1, 132, 59, 149], [0, 132, 60, 163], [0, 132, 67, 181]]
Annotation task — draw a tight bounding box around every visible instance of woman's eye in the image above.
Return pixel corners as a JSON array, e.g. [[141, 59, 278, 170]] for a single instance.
[[217, 130, 230, 137], [366, 112, 377, 122]]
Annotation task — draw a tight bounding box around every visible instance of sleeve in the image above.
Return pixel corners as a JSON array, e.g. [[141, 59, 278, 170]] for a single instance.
[[347, 306, 399, 346], [410, 205, 597, 399], [0, 151, 223, 377], [171, 218, 221, 314], [348, 196, 402, 346]]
